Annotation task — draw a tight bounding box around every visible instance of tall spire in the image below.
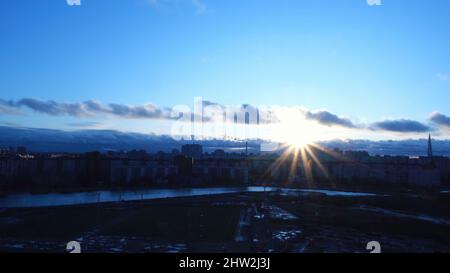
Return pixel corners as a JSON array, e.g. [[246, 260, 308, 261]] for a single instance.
[[427, 133, 433, 157]]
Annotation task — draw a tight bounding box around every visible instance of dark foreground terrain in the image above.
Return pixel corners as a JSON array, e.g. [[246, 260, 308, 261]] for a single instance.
[[1, 189, 450, 253]]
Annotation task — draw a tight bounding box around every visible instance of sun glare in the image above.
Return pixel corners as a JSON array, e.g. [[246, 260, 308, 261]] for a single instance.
[[285, 133, 313, 149], [272, 108, 317, 149]]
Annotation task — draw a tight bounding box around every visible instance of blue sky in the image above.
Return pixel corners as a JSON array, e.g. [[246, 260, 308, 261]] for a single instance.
[[1, 0, 450, 141]]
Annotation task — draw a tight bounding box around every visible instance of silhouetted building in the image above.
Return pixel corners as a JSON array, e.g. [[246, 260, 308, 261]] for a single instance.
[[110, 159, 177, 185], [428, 133, 433, 157], [16, 146, 27, 155], [181, 144, 203, 159], [192, 158, 249, 185], [212, 149, 226, 158], [174, 155, 193, 176]]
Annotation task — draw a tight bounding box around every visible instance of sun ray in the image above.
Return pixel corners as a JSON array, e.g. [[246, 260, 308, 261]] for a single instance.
[[289, 146, 300, 179], [264, 144, 294, 179], [300, 146, 314, 187], [308, 143, 351, 162], [304, 144, 330, 180]]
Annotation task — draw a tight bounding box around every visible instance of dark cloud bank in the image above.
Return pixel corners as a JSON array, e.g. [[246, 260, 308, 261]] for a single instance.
[[304, 110, 357, 128], [370, 119, 431, 133], [1, 98, 450, 133], [430, 112, 450, 127]]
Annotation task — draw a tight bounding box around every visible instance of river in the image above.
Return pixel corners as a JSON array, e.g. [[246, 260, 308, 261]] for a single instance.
[[0, 186, 383, 208]]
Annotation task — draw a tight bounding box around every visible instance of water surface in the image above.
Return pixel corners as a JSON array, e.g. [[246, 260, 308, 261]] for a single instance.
[[0, 187, 383, 208]]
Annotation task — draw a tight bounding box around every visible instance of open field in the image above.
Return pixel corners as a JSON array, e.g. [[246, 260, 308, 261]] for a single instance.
[[1, 190, 450, 253]]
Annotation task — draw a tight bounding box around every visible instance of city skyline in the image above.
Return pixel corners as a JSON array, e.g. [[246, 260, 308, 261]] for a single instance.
[[1, 0, 450, 142]]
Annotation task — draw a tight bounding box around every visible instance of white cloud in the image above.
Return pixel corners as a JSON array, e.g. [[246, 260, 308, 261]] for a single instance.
[[367, 0, 382, 6]]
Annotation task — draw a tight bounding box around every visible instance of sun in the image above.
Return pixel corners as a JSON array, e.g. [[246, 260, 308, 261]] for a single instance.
[[284, 133, 314, 149], [272, 108, 317, 149], [281, 126, 315, 150]]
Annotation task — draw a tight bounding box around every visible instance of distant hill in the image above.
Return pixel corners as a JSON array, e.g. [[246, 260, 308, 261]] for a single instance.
[[0, 126, 449, 157], [319, 139, 450, 157], [0, 126, 258, 154]]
